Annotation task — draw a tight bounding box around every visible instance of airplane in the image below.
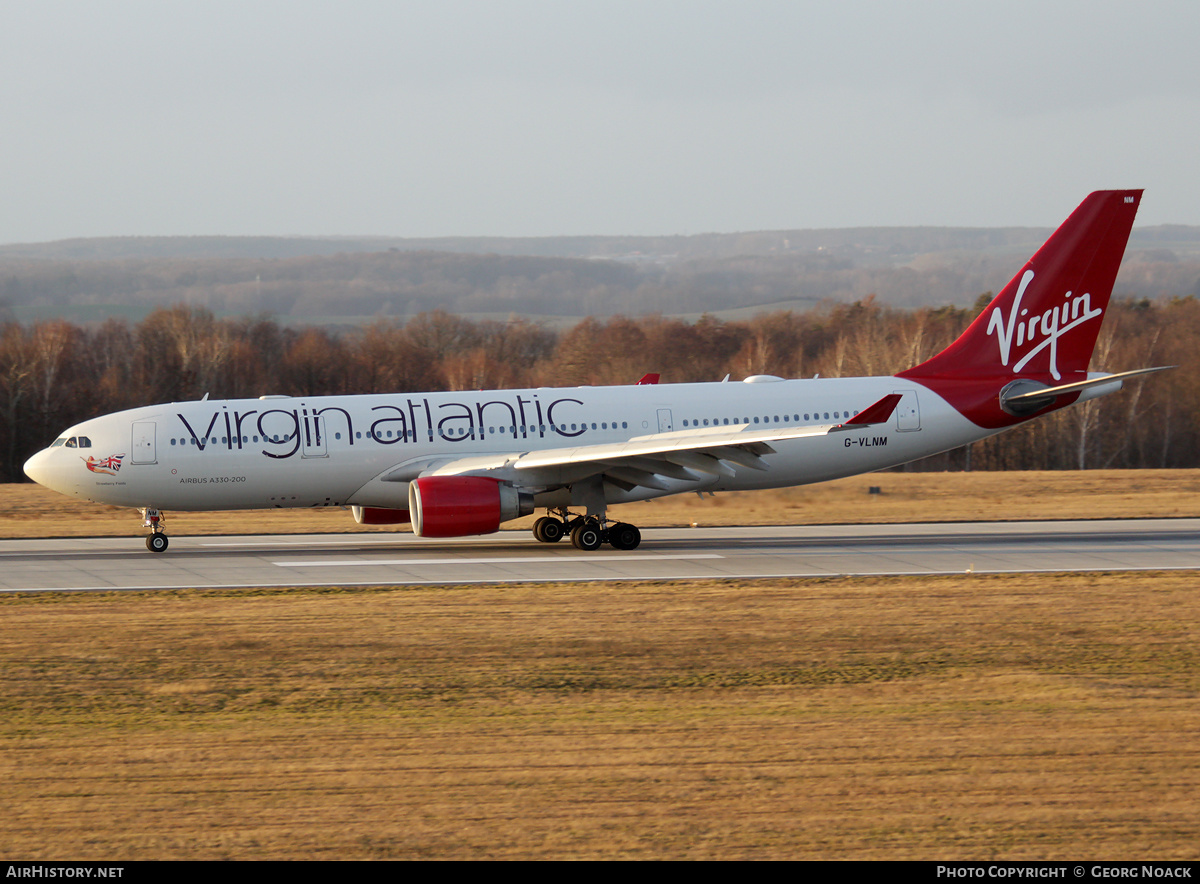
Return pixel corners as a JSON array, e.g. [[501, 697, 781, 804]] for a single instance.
[[23, 190, 1169, 553]]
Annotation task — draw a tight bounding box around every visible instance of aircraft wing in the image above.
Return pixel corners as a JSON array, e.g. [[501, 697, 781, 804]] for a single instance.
[[410, 393, 903, 492]]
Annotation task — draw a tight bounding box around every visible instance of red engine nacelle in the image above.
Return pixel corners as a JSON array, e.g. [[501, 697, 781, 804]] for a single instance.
[[408, 476, 534, 538], [351, 506, 410, 526]]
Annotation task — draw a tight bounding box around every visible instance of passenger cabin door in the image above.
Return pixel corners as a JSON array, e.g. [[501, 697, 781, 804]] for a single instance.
[[892, 390, 921, 432], [302, 415, 327, 458], [131, 421, 157, 464]]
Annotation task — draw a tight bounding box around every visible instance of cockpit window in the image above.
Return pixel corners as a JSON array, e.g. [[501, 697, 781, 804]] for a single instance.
[[77, 436, 92, 448], [64, 437, 77, 448], [51, 437, 67, 447]]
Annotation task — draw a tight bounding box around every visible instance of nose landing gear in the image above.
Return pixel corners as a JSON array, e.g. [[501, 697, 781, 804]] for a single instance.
[[141, 508, 169, 552]]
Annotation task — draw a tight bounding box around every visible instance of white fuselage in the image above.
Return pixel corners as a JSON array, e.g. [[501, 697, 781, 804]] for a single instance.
[[24, 375, 997, 515]]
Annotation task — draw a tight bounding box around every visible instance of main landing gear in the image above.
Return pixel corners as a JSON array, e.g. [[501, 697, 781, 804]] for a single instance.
[[532, 510, 642, 551], [141, 507, 169, 553]]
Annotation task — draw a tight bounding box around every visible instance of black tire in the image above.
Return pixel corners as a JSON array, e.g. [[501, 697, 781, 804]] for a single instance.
[[570, 520, 602, 551], [533, 517, 551, 542], [608, 522, 641, 550], [146, 533, 169, 553], [540, 518, 565, 543]]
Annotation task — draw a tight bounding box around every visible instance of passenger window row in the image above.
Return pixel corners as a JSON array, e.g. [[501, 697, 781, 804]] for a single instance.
[[682, 410, 854, 427], [167, 421, 634, 447]]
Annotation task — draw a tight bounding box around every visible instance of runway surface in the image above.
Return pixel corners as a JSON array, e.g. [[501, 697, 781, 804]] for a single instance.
[[2, 519, 1200, 592]]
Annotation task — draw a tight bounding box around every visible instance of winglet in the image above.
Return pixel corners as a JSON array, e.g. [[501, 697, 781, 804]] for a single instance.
[[635, 373, 660, 385], [833, 393, 903, 430]]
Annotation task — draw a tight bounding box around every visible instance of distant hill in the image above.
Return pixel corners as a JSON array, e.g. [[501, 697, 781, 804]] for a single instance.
[[3, 226, 1198, 325], [0, 227, 1076, 261]]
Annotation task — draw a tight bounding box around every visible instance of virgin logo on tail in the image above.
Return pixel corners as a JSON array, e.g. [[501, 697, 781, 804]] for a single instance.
[[985, 269, 1103, 380]]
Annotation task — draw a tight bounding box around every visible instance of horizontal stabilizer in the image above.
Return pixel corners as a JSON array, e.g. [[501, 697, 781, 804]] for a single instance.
[[1002, 366, 1174, 407]]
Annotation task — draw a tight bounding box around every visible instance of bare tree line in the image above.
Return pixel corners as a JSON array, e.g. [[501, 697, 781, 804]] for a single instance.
[[2, 298, 1195, 484]]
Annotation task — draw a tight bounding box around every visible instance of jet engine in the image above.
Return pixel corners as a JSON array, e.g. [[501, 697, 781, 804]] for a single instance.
[[408, 476, 534, 538]]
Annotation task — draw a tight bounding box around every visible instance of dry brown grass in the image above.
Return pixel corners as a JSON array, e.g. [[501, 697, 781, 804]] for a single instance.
[[5, 468, 1200, 539], [2, 572, 1197, 859]]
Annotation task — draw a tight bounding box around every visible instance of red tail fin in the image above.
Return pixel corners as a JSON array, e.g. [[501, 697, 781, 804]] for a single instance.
[[900, 190, 1141, 382]]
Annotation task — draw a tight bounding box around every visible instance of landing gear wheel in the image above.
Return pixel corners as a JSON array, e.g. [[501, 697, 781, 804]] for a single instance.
[[540, 518, 565, 543], [146, 533, 169, 553], [534, 517, 565, 543], [570, 519, 603, 551], [608, 522, 641, 551]]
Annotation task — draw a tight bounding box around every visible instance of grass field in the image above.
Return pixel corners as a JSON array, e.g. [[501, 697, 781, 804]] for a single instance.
[[5, 468, 1200, 539], [2, 471, 1198, 859], [2, 573, 1197, 859]]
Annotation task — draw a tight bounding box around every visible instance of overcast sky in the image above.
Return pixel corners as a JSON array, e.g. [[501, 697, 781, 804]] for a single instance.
[[2, 0, 1197, 243]]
